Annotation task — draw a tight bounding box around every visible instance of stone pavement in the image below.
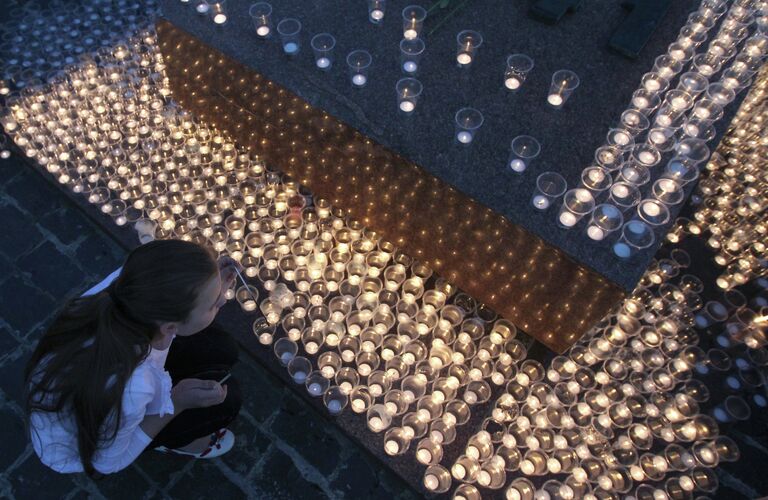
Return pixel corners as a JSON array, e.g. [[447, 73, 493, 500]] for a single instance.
[[0, 152, 419, 499]]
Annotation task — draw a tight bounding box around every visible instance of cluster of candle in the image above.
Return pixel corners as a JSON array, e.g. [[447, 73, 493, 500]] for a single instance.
[[547, 0, 767, 260]]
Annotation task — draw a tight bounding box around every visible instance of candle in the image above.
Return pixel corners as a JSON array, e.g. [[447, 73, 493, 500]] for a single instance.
[[464, 391, 477, 404], [533, 195, 550, 209], [305, 341, 318, 354], [632, 96, 649, 108], [452, 463, 466, 479], [340, 381, 353, 394], [642, 202, 660, 217], [242, 300, 256, 311], [477, 470, 491, 486], [587, 225, 605, 241], [613, 131, 630, 145], [369, 416, 383, 430], [404, 28, 418, 40], [559, 211, 577, 227], [369, 383, 382, 396], [196, 2, 209, 13], [457, 131, 473, 143], [385, 440, 399, 455], [316, 57, 331, 69], [588, 169, 605, 183], [213, 13, 227, 24], [644, 79, 661, 91], [293, 371, 307, 383], [280, 352, 293, 363], [256, 26, 270, 37], [547, 94, 564, 106], [403, 61, 417, 73], [417, 449, 432, 464], [341, 350, 355, 362], [370, 9, 384, 20], [424, 474, 439, 490], [510, 159, 526, 172], [352, 398, 366, 412], [259, 332, 273, 344], [308, 382, 323, 395], [283, 42, 299, 55], [505, 76, 521, 90], [671, 96, 687, 109], [327, 400, 342, 413], [457, 53, 472, 65], [638, 151, 656, 164], [399, 101, 415, 113]]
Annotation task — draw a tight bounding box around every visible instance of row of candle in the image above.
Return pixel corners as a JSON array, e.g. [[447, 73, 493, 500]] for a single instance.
[[548, 0, 767, 260]]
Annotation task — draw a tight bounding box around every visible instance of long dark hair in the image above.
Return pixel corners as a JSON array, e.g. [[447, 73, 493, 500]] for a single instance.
[[24, 239, 218, 476]]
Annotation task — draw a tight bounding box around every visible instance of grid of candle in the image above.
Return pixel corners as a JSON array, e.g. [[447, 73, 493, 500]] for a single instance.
[[544, 0, 767, 262]]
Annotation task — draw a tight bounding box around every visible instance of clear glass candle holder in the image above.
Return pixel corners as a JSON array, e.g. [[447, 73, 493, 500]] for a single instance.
[[557, 189, 595, 228], [456, 30, 483, 67], [508, 135, 540, 173], [347, 50, 372, 87], [504, 53, 534, 91], [547, 70, 579, 108], [396, 77, 422, 114], [311, 33, 336, 70], [288, 356, 311, 384], [323, 386, 348, 414], [652, 178, 685, 206], [609, 182, 641, 212], [613, 221, 655, 259], [277, 18, 302, 56], [274, 337, 298, 365], [586, 204, 624, 241], [235, 285, 259, 312], [454, 107, 484, 145], [399, 38, 425, 75], [580, 165, 612, 195], [368, 0, 386, 24], [402, 5, 427, 40], [424, 465, 452, 493], [305, 370, 330, 397], [637, 199, 670, 228], [531, 171, 566, 210], [208, 0, 228, 24], [249, 2, 273, 38]]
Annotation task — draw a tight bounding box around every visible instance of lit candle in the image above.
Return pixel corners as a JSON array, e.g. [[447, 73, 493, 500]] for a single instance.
[[308, 382, 323, 395], [352, 398, 366, 412], [403, 61, 417, 73], [399, 101, 415, 113], [369, 416, 383, 430], [370, 9, 384, 20], [533, 195, 550, 209], [283, 42, 299, 55], [559, 211, 577, 227], [417, 448, 432, 464], [457, 131, 473, 143], [510, 159, 526, 172], [457, 53, 472, 65], [547, 94, 564, 106], [369, 383, 382, 396], [327, 400, 342, 413], [256, 25, 270, 37], [505, 76, 521, 90], [404, 28, 418, 40], [587, 225, 605, 241], [424, 473, 438, 490], [293, 371, 307, 383], [316, 57, 331, 69]]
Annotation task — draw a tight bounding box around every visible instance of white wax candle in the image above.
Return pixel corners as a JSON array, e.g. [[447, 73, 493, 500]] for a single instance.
[[644, 79, 660, 91], [259, 333, 273, 345], [477, 470, 491, 486], [385, 440, 399, 455], [424, 474, 439, 490], [403, 61, 417, 73], [352, 73, 367, 86], [547, 94, 564, 106], [399, 101, 415, 113], [341, 350, 355, 362], [404, 28, 418, 40], [316, 57, 331, 69], [613, 242, 631, 258], [283, 42, 299, 54], [613, 131, 630, 145], [457, 131, 473, 143], [505, 77, 521, 90], [671, 96, 687, 109], [632, 96, 649, 108], [292, 371, 307, 383], [256, 26, 270, 37], [650, 130, 667, 144], [638, 151, 656, 164], [642, 202, 661, 217], [369, 416, 383, 430], [308, 382, 323, 395], [369, 383, 382, 396], [559, 211, 577, 227], [213, 13, 227, 24], [242, 300, 256, 311], [587, 225, 605, 241], [588, 169, 605, 183], [280, 351, 293, 363], [452, 463, 466, 479], [351, 398, 366, 412], [509, 159, 526, 172], [464, 391, 477, 404], [370, 9, 384, 20], [533, 195, 550, 210], [196, 3, 209, 13], [417, 449, 432, 464], [456, 53, 472, 65]]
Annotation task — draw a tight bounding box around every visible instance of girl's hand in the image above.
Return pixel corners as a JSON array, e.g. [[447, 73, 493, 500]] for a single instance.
[[217, 255, 242, 290], [171, 378, 228, 412]]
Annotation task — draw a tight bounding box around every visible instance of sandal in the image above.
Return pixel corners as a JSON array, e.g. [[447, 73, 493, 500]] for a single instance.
[[154, 428, 235, 458]]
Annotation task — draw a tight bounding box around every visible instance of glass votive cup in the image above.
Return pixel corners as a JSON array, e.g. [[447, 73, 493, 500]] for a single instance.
[[607, 127, 635, 150], [424, 465, 452, 493], [287, 356, 311, 384], [274, 337, 298, 366], [613, 221, 655, 258], [368, 0, 386, 24], [347, 50, 372, 87], [249, 2, 273, 38], [637, 199, 671, 227], [677, 71, 709, 98], [323, 386, 348, 414], [455, 107, 483, 144], [619, 163, 651, 187], [506, 479, 536, 500], [557, 188, 595, 228], [396, 77, 422, 114], [310, 33, 335, 70], [276, 18, 302, 56], [235, 285, 259, 312], [663, 157, 699, 186], [531, 172, 567, 210], [586, 204, 624, 241], [630, 89, 661, 115], [580, 165, 612, 195], [647, 126, 677, 151], [504, 53, 534, 91], [209, 0, 228, 24], [367, 404, 392, 432], [652, 178, 685, 206], [547, 70, 579, 108], [456, 30, 483, 67], [706, 82, 735, 105], [384, 427, 412, 456], [349, 387, 373, 413], [399, 38, 425, 74], [508, 135, 540, 173], [305, 370, 330, 397], [402, 5, 427, 40]]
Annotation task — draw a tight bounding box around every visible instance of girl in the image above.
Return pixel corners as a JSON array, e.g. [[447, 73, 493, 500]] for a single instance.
[[25, 239, 243, 475]]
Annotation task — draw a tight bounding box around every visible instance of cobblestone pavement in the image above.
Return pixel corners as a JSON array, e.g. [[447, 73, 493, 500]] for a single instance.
[[0, 152, 420, 499]]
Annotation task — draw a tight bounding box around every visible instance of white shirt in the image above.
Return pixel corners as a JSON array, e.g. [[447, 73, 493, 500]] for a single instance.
[[29, 268, 176, 474]]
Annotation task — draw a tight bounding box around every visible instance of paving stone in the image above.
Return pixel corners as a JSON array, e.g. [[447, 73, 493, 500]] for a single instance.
[[0, 155, 23, 184], [329, 451, 381, 499], [74, 234, 125, 280], [0, 407, 29, 470], [235, 361, 284, 423], [220, 416, 272, 475], [39, 208, 91, 246], [0, 275, 54, 336], [0, 256, 13, 286], [93, 463, 155, 500], [4, 169, 67, 220], [18, 242, 86, 300], [0, 204, 45, 260], [269, 394, 341, 476], [0, 325, 21, 360], [0, 346, 32, 405], [133, 448, 190, 487], [167, 461, 247, 500], [252, 448, 328, 499], [8, 452, 79, 500]]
